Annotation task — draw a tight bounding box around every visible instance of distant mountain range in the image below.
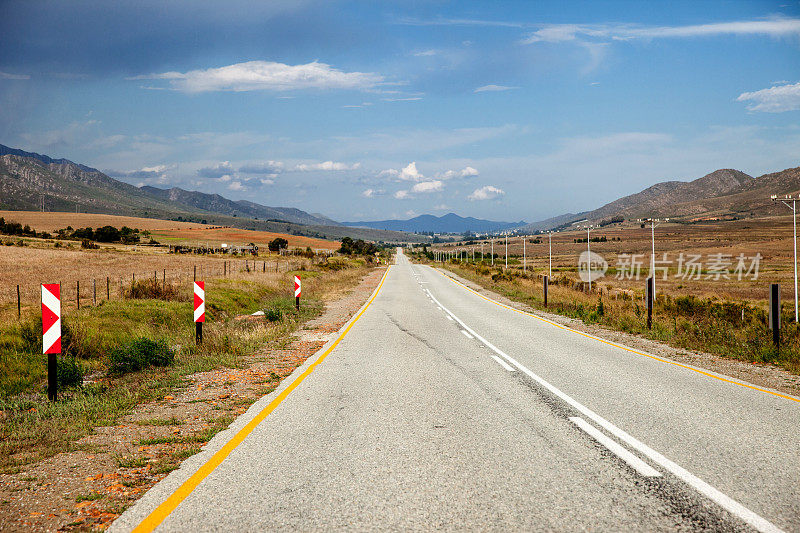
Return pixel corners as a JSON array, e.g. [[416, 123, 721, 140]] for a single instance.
[[525, 165, 800, 231], [342, 213, 526, 233], [0, 144, 422, 243]]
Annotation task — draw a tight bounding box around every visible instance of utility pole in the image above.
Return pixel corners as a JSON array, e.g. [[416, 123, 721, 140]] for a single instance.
[[642, 218, 667, 300], [491, 239, 494, 266], [549, 231, 553, 278], [585, 225, 594, 291], [505, 234, 508, 268], [523, 236, 526, 272], [772, 195, 799, 322]]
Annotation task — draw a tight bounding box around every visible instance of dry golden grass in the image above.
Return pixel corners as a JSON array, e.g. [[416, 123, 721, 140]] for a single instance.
[[0, 211, 213, 232], [150, 227, 338, 250], [435, 215, 798, 304], [0, 243, 310, 317]]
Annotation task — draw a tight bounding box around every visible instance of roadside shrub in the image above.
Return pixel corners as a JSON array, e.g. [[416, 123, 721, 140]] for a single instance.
[[265, 308, 282, 322], [81, 239, 99, 249], [108, 338, 175, 376], [124, 279, 179, 300], [58, 357, 83, 389]]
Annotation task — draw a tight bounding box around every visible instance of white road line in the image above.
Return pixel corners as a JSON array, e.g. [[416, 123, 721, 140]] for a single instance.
[[446, 315, 453, 321], [490, 355, 515, 372], [570, 417, 660, 477], [437, 307, 443, 311], [461, 330, 474, 339], [423, 285, 782, 533]]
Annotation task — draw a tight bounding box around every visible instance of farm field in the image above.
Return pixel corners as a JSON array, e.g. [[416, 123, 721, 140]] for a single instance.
[[149, 226, 339, 250], [432, 215, 795, 304], [0, 210, 213, 232]]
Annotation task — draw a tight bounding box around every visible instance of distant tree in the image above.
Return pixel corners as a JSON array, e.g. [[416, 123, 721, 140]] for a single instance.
[[94, 226, 120, 242], [268, 237, 288, 251]]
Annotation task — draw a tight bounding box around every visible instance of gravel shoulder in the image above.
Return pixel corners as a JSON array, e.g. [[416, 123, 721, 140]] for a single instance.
[[0, 267, 386, 532], [441, 268, 800, 399]]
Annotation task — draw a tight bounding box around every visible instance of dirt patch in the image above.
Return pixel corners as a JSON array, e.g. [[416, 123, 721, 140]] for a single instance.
[[0, 268, 385, 532], [442, 269, 800, 399]]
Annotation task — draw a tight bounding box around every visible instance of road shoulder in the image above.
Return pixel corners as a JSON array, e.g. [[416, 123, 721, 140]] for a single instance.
[[439, 267, 800, 399]]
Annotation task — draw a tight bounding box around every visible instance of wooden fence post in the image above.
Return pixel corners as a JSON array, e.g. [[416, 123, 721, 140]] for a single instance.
[[106, 277, 110, 300], [93, 279, 96, 306], [76, 280, 80, 310], [16, 284, 21, 319]]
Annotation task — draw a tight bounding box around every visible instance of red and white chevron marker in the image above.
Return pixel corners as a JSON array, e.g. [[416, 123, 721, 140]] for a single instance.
[[193, 282, 205, 323], [42, 284, 61, 401], [41, 284, 61, 354], [194, 281, 205, 345], [294, 275, 301, 310]]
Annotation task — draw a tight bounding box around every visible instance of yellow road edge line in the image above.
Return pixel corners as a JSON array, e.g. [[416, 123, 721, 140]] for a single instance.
[[437, 268, 800, 404], [132, 266, 392, 533]]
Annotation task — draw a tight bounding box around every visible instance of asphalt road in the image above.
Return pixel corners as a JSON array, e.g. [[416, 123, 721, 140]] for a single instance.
[[113, 249, 800, 532]]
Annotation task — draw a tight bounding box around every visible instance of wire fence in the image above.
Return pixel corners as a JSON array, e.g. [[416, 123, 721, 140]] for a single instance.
[[2, 257, 310, 321]]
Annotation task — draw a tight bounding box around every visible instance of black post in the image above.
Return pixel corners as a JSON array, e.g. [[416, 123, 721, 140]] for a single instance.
[[16, 284, 20, 318], [224, 261, 227, 276], [193, 265, 197, 281], [263, 261, 266, 273], [76, 280, 80, 310], [163, 269, 166, 289], [296, 296, 300, 311], [770, 283, 780, 349], [106, 277, 110, 300], [47, 353, 57, 401], [196, 322, 203, 344], [543, 275, 548, 308], [646, 276, 654, 330], [93, 279, 96, 306]]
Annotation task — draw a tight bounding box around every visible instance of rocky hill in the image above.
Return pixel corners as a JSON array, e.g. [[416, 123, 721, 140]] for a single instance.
[[0, 145, 420, 242], [525, 165, 799, 231]]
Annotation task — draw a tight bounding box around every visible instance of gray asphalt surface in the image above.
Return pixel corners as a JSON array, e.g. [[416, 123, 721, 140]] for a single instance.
[[113, 250, 800, 532]]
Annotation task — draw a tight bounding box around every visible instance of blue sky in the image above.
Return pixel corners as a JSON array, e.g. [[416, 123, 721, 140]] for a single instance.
[[1, 0, 799, 223]]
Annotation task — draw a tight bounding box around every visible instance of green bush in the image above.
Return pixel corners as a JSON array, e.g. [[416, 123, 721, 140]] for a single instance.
[[265, 308, 282, 322], [58, 357, 83, 389], [108, 338, 175, 376]]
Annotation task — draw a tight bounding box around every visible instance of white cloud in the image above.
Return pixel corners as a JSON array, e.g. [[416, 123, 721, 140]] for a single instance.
[[468, 185, 505, 200], [474, 84, 520, 93], [380, 161, 425, 181], [737, 82, 800, 113], [293, 161, 361, 171], [394, 190, 410, 199], [238, 161, 284, 174], [0, 71, 30, 80], [228, 181, 246, 191], [521, 18, 800, 44], [436, 166, 479, 180], [411, 180, 443, 193], [383, 97, 423, 102], [405, 210, 418, 217], [414, 49, 438, 56], [433, 203, 450, 211], [197, 161, 234, 178], [129, 60, 384, 93], [361, 188, 384, 198], [260, 178, 275, 186]]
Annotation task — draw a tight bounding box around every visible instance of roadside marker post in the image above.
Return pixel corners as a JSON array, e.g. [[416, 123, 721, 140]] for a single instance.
[[41, 284, 61, 401], [543, 275, 548, 308], [294, 275, 301, 310], [646, 276, 654, 330], [769, 283, 780, 349], [194, 282, 205, 344]]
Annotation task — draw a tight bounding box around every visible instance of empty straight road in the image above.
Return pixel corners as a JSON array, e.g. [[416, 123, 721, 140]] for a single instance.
[[114, 249, 800, 532]]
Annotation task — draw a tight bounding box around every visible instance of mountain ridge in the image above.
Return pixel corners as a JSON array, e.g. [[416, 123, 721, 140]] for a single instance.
[[342, 212, 525, 233]]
